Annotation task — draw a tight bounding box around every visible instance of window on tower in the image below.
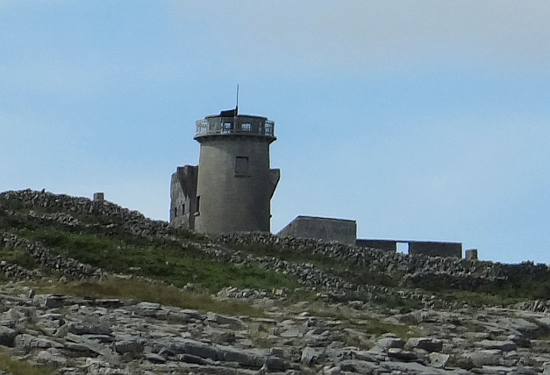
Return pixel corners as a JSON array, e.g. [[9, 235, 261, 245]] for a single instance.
[[195, 196, 200, 215], [222, 122, 232, 134], [235, 156, 250, 176]]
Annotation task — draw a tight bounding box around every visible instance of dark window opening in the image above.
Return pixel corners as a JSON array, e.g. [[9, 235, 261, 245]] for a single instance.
[[196, 196, 200, 214], [182, 203, 185, 215], [174, 207, 178, 217], [235, 156, 249, 176], [222, 122, 232, 134]]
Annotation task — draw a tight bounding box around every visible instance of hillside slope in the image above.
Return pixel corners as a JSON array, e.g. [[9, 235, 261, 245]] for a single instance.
[[1, 189, 550, 374]]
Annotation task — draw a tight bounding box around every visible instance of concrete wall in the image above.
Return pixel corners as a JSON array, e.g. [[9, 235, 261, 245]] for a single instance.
[[356, 239, 397, 252], [465, 249, 478, 261], [278, 216, 357, 245], [93, 192, 104, 202], [170, 165, 198, 230], [194, 136, 279, 234], [408, 241, 462, 258], [356, 238, 463, 258]]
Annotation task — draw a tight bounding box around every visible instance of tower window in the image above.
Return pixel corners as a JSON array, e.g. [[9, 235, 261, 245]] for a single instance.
[[174, 207, 178, 217], [182, 203, 185, 214], [264, 122, 273, 136], [241, 123, 251, 132], [235, 156, 249, 176], [222, 122, 232, 134]]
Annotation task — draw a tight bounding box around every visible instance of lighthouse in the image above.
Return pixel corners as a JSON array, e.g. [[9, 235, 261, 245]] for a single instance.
[[170, 107, 280, 234]]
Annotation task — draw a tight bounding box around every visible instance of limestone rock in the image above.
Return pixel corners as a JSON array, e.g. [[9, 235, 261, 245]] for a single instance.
[[406, 337, 443, 352], [478, 339, 517, 352], [0, 326, 17, 347]]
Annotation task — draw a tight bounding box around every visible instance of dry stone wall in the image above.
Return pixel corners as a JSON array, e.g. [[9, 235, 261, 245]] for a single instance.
[[0, 189, 173, 238], [3, 189, 550, 301], [0, 233, 103, 280], [217, 232, 549, 291], [0, 260, 40, 280]]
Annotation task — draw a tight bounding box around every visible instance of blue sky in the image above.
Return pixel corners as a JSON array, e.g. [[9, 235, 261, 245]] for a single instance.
[[1, 1, 550, 263]]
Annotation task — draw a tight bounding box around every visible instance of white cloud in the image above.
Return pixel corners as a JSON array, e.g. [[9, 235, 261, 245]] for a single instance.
[[172, 0, 550, 74]]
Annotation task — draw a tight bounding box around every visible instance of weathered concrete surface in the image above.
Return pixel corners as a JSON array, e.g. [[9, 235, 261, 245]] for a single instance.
[[357, 239, 463, 258], [466, 249, 479, 260], [278, 216, 357, 245], [170, 165, 198, 230], [409, 241, 462, 258], [192, 114, 279, 235], [92, 192, 104, 202]]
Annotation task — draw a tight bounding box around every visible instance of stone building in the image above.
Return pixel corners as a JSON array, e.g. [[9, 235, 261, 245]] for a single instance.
[[277, 216, 464, 258], [170, 109, 279, 234], [278, 216, 357, 245], [170, 165, 198, 230], [169, 107, 474, 258]]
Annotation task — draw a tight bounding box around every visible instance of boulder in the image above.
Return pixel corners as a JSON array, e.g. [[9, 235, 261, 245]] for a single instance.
[[0, 326, 17, 347], [338, 359, 377, 374], [406, 337, 443, 352], [429, 352, 450, 368], [301, 346, 320, 365], [463, 350, 502, 367], [68, 322, 112, 336], [387, 348, 417, 361], [206, 312, 245, 329], [114, 336, 145, 355], [36, 348, 67, 367], [374, 337, 405, 351], [478, 340, 517, 352]]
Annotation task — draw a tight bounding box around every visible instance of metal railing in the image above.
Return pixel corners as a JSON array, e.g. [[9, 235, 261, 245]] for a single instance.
[[195, 117, 275, 138]]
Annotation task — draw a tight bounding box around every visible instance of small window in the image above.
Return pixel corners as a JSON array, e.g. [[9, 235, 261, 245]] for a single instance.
[[397, 242, 409, 254], [174, 207, 178, 217], [222, 122, 232, 134], [182, 203, 185, 215], [235, 156, 249, 176], [241, 123, 251, 132], [264, 122, 273, 136]]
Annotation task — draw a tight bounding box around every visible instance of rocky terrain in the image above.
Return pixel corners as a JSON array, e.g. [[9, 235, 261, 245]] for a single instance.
[[1, 189, 550, 374]]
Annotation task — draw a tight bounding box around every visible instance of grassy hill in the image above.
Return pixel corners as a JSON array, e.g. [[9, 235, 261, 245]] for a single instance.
[[1, 189, 550, 310]]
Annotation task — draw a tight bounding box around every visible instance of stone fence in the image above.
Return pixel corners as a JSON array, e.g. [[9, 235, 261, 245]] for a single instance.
[[0, 189, 172, 238], [217, 232, 549, 290], [0, 233, 103, 280]]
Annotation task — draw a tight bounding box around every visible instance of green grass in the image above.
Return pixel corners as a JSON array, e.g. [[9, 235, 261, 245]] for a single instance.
[[0, 198, 25, 212], [329, 314, 416, 339], [0, 350, 54, 375], [440, 290, 524, 307], [6, 198, 550, 309], [224, 237, 550, 306], [17, 227, 298, 293], [36, 278, 266, 317], [301, 303, 416, 339], [409, 267, 550, 304], [248, 323, 276, 348], [360, 318, 416, 338], [225, 241, 400, 288], [0, 248, 37, 269]]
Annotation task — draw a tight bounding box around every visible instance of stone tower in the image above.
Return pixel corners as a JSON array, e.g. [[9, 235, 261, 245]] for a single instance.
[[170, 109, 280, 234]]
